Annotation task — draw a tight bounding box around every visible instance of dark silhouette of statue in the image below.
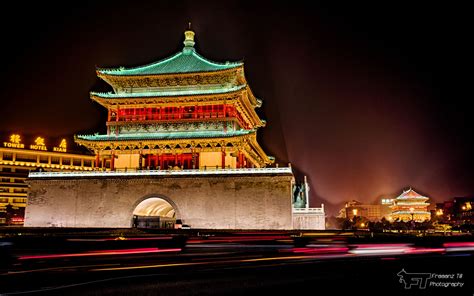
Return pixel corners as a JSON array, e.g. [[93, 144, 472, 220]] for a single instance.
[[292, 184, 305, 208]]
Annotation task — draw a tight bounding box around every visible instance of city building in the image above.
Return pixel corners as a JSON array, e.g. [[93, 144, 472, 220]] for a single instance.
[[380, 197, 395, 219], [25, 28, 324, 230], [0, 134, 95, 225], [390, 188, 431, 222], [340, 198, 393, 222], [436, 197, 473, 225], [344, 200, 381, 222]]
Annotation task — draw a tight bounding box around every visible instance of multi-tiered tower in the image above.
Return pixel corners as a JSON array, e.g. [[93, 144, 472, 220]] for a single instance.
[[75, 28, 273, 171], [391, 188, 431, 222]]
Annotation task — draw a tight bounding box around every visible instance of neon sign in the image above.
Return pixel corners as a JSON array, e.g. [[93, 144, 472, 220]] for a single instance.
[[30, 137, 47, 151], [3, 135, 68, 153], [53, 139, 67, 153], [3, 134, 25, 149]]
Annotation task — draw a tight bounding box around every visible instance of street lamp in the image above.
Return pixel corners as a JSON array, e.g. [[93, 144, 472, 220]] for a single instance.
[[352, 208, 358, 217], [351, 208, 358, 224]]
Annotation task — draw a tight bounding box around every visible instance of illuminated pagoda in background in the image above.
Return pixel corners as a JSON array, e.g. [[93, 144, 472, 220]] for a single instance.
[[390, 188, 431, 222], [75, 27, 273, 170]]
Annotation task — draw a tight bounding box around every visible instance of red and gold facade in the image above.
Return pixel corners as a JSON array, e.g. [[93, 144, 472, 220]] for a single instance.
[[75, 29, 273, 170]]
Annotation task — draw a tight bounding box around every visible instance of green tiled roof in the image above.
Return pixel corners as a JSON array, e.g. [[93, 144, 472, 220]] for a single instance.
[[76, 130, 252, 141], [395, 189, 429, 200], [392, 211, 431, 215], [97, 48, 242, 76], [90, 84, 246, 98]]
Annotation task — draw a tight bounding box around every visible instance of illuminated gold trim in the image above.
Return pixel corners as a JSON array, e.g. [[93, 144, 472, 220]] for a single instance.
[[74, 133, 272, 168], [97, 66, 244, 89]]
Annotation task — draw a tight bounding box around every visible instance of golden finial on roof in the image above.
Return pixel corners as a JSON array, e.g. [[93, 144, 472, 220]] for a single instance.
[[183, 22, 195, 48]]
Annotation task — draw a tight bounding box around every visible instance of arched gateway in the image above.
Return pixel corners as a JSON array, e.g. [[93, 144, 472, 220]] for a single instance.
[[132, 197, 178, 229]]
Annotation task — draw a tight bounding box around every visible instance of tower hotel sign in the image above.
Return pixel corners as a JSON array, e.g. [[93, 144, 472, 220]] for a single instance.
[[3, 134, 68, 153], [4, 134, 24, 149]]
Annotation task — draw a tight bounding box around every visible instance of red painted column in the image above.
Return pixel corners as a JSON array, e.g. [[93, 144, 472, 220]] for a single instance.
[[221, 150, 225, 169], [160, 154, 164, 169], [115, 108, 119, 136], [111, 152, 115, 170], [95, 151, 100, 168]]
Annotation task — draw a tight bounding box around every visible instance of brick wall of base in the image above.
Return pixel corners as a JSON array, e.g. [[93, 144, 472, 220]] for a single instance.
[[24, 174, 294, 230]]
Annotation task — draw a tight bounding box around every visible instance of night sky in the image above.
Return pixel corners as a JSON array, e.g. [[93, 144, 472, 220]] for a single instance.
[[1, 1, 473, 214]]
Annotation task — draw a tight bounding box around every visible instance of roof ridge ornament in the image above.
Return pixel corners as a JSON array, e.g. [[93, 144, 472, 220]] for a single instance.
[[183, 23, 195, 51]]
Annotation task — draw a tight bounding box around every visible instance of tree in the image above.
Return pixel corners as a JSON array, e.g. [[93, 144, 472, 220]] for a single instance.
[[368, 221, 383, 232], [326, 216, 346, 229], [342, 219, 353, 230], [380, 217, 391, 231]]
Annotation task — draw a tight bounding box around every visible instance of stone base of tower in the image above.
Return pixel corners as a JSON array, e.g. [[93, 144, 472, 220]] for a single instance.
[[292, 208, 326, 230], [24, 168, 294, 230]]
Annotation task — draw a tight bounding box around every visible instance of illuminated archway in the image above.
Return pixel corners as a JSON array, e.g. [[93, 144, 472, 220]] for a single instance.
[[133, 197, 176, 218]]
